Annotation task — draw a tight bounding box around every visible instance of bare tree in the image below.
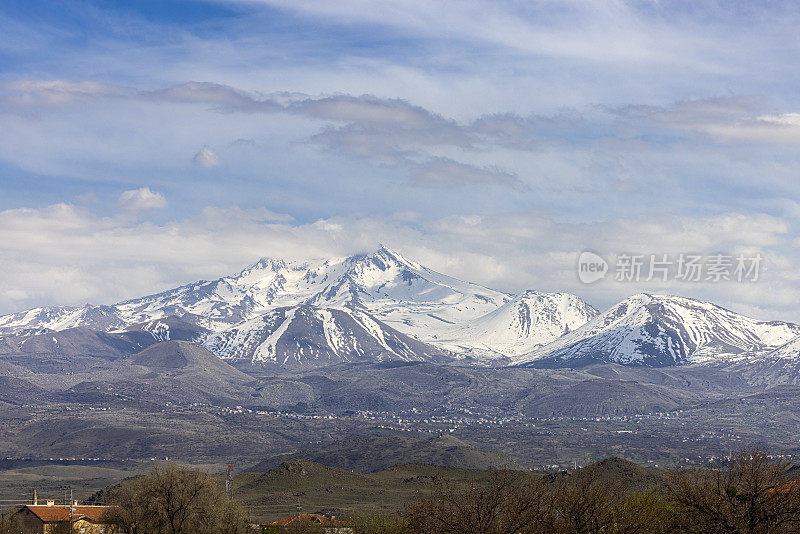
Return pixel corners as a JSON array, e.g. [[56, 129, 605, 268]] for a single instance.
[[108, 463, 250, 534], [544, 467, 622, 533], [0, 508, 24, 534], [406, 470, 545, 534], [405, 465, 673, 534], [665, 449, 800, 534]]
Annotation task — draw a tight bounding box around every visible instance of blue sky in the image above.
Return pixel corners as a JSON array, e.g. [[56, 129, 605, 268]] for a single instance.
[[3, 0, 800, 319]]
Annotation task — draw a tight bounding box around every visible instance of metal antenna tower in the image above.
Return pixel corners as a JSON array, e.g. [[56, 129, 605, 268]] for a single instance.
[[60, 485, 74, 530]]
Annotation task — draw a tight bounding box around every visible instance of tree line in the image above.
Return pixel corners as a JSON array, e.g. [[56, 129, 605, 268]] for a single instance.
[[402, 449, 800, 534], [3, 449, 800, 533]]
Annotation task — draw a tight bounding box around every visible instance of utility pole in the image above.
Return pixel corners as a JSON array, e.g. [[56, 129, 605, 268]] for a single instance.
[[225, 464, 234, 499], [293, 492, 302, 518]]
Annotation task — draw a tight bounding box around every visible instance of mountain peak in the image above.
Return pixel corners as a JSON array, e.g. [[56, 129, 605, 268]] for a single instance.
[[437, 288, 598, 359], [352, 245, 419, 270], [0, 247, 594, 369], [237, 257, 294, 277], [518, 293, 800, 368], [376, 243, 395, 255]]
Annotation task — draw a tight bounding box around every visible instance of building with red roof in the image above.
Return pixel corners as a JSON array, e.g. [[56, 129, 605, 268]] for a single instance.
[[261, 513, 353, 533], [12, 502, 123, 534]]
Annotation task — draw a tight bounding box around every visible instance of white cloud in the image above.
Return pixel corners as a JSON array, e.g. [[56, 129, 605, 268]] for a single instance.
[[290, 95, 444, 127], [611, 98, 800, 146], [2, 79, 133, 107], [409, 157, 520, 187], [0, 202, 797, 323], [759, 113, 800, 126], [193, 146, 226, 168], [118, 187, 168, 211], [3, 0, 800, 329], [145, 82, 256, 108], [229, 0, 715, 66], [7, 79, 800, 195], [198, 205, 294, 223]]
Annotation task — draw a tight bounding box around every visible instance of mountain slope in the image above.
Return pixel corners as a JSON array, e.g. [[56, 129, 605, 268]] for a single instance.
[[11, 327, 152, 359], [123, 315, 211, 343], [64, 341, 269, 405], [303, 247, 512, 337], [517, 378, 681, 417], [0, 247, 514, 348], [110, 246, 511, 334], [205, 304, 450, 368], [713, 335, 800, 387], [0, 327, 162, 373], [0, 305, 127, 335], [436, 291, 598, 358], [517, 294, 800, 368], [0, 376, 54, 405]]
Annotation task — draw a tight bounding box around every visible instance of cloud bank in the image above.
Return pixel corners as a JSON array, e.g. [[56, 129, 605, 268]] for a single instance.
[[0, 200, 796, 323]]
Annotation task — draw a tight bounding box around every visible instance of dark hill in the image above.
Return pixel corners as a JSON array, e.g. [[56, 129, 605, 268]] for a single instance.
[[234, 459, 506, 522], [0, 327, 159, 373], [17, 327, 151, 359], [0, 376, 53, 405], [124, 314, 210, 343], [251, 433, 517, 473], [518, 378, 681, 417], [65, 341, 315, 407], [130, 341, 250, 380], [548, 456, 664, 492]]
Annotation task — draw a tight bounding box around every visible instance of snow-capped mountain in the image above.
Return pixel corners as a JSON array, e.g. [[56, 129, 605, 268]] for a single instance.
[[765, 336, 800, 361], [0, 304, 127, 335], [205, 304, 450, 368], [0, 246, 506, 328], [435, 291, 599, 359], [0, 246, 597, 366], [516, 294, 800, 368], [712, 335, 800, 387]]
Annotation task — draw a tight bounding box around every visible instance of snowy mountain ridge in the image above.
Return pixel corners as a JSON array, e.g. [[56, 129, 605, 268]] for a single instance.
[[515, 293, 800, 368], [2, 248, 797, 369], [0, 246, 593, 365]]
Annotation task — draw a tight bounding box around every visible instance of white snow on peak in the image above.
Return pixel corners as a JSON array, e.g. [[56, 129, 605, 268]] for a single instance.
[[19, 248, 786, 368], [514, 293, 800, 367], [434, 290, 599, 358]]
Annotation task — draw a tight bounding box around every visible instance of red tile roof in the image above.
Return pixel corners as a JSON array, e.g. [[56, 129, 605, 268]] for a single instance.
[[23, 505, 118, 523], [770, 480, 800, 493]]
